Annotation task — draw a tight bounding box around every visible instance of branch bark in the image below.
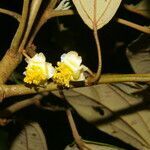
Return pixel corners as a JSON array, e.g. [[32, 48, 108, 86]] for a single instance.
[[87, 0, 102, 85], [0, 74, 150, 100], [0, 50, 22, 84], [0, 92, 66, 119], [0, 8, 21, 22], [28, 9, 74, 46], [117, 18, 150, 34], [0, 0, 30, 84], [66, 109, 91, 150], [0, 83, 57, 100], [18, 0, 43, 52], [0, 94, 46, 118], [10, 0, 30, 52]]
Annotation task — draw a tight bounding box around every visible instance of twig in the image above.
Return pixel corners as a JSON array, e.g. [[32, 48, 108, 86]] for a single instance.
[[0, 74, 150, 99], [124, 4, 150, 19], [0, 0, 30, 83], [98, 74, 150, 84], [0, 91, 66, 119], [22, 50, 31, 59], [66, 109, 91, 150], [18, 0, 43, 52], [51, 9, 74, 17], [48, 0, 58, 9], [28, 8, 74, 46], [89, 28, 102, 84], [117, 18, 150, 34], [2, 73, 150, 98], [0, 94, 45, 118], [27, 0, 57, 46], [36, 104, 66, 111], [87, 0, 102, 84], [10, 0, 30, 52], [26, 44, 37, 57], [0, 8, 21, 22]]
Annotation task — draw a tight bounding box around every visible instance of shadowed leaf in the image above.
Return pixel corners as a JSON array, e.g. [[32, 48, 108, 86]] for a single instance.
[[53, 83, 150, 149], [126, 33, 150, 74], [10, 122, 48, 150], [65, 139, 124, 150]]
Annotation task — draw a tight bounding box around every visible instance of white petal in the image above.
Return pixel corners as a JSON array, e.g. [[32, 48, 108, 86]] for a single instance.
[[61, 51, 82, 72], [46, 63, 55, 79], [60, 53, 66, 61], [32, 53, 46, 62]]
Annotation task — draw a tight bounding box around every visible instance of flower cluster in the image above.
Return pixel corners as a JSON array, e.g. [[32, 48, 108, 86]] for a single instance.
[[23, 53, 55, 85], [23, 51, 87, 87], [53, 51, 86, 87]]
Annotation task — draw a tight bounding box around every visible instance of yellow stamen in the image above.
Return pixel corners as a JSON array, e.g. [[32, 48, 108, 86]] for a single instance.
[[53, 62, 73, 87], [24, 65, 47, 85]]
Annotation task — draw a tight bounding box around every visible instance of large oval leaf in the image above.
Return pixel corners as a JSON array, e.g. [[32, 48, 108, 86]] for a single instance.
[[10, 122, 48, 150], [53, 83, 150, 149], [72, 0, 122, 29], [126, 33, 150, 74]]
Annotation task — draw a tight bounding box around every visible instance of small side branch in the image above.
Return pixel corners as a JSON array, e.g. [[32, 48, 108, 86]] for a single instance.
[[48, 0, 58, 9], [10, 0, 30, 52], [0, 92, 66, 123], [0, 94, 46, 118], [0, 8, 21, 22], [124, 4, 150, 19], [19, 0, 43, 52], [37, 104, 66, 112], [0, 0, 29, 84], [98, 74, 150, 84], [88, 1, 102, 85], [66, 109, 91, 150], [28, 9, 74, 46], [117, 18, 150, 34], [88, 28, 102, 84]]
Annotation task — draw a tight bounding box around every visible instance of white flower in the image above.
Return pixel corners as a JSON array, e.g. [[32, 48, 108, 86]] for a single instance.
[[24, 53, 55, 85], [53, 51, 87, 87], [61, 51, 82, 73]]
